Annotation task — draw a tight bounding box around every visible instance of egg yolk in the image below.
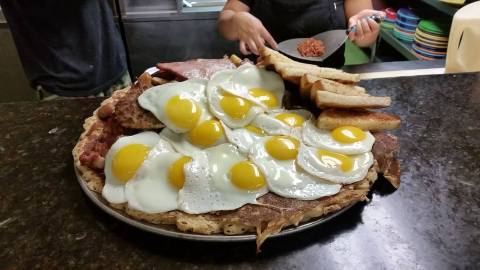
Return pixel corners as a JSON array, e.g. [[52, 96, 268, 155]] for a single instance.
[[249, 88, 278, 108], [245, 125, 265, 136], [275, 113, 305, 127], [317, 150, 353, 172], [219, 92, 252, 119], [165, 95, 201, 130], [112, 144, 149, 183], [265, 136, 300, 160], [168, 156, 192, 189], [229, 161, 266, 190], [188, 120, 224, 147], [331, 126, 366, 144]]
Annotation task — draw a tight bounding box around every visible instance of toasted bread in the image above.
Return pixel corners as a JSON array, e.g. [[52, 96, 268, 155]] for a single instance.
[[317, 109, 401, 130], [315, 91, 391, 109], [300, 74, 367, 101], [311, 78, 366, 96], [260, 47, 360, 84]]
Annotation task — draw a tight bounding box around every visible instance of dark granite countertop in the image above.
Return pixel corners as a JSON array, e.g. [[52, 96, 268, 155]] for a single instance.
[[1, 73, 479, 269]]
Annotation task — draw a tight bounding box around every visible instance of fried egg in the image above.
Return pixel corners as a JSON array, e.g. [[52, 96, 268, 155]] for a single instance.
[[207, 69, 264, 128], [302, 121, 375, 155], [102, 131, 161, 204], [220, 64, 285, 111], [138, 79, 211, 133], [179, 143, 268, 214], [222, 122, 266, 154], [252, 109, 312, 138], [159, 119, 226, 155], [124, 138, 190, 213], [297, 144, 374, 184], [249, 135, 341, 200]]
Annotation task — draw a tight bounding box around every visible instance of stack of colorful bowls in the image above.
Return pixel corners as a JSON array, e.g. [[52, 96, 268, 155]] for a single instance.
[[393, 8, 421, 44], [381, 8, 396, 31], [413, 20, 450, 60]]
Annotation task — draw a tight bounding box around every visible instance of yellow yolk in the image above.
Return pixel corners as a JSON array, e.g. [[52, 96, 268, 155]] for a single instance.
[[219, 92, 252, 119], [165, 95, 201, 130], [245, 125, 265, 136], [112, 144, 149, 183], [188, 120, 224, 147], [249, 88, 278, 108], [265, 136, 300, 160], [317, 150, 353, 172], [275, 113, 305, 127], [331, 126, 366, 144], [229, 161, 266, 190], [168, 156, 192, 189]]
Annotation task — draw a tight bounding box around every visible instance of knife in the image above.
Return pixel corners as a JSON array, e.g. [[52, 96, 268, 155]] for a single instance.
[[276, 14, 384, 62]]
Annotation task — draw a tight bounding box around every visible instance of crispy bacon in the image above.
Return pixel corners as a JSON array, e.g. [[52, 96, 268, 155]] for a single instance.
[[79, 118, 125, 170]]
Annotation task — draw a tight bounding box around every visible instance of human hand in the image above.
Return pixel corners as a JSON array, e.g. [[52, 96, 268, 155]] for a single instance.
[[348, 9, 385, 47], [232, 12, 277, 55]]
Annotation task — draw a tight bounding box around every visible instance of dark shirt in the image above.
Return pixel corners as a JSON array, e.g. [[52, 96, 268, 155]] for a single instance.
[[240, 0, 347, 68], [0, 0, 127, 96]]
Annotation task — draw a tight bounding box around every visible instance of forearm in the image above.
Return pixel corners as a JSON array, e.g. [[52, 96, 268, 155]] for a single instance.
[[344, 0, 373, 20]]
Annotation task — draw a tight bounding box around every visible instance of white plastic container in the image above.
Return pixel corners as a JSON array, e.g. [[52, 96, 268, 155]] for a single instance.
[[445, 1, 480, 73]]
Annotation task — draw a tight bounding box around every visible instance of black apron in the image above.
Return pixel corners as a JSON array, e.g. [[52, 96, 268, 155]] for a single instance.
[[242, 0, 346, 68]]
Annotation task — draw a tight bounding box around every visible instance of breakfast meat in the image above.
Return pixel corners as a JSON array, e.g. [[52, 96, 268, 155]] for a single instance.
[[297, 38, 325, 57], [115, 72, 165, 129], [157, 58, 236, 81]]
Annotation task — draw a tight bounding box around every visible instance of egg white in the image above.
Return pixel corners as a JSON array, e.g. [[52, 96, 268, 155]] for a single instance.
[[207, 69, 264, 128], [248, 137, 341, 200], [221, 122, 266, 154], [159, 125, 226, 156], [296, 144, 374, 184], [124, 138, 184, 213], [138, 79, 211, 133], [102, 131, 161, 204], [302, 120, 375, 155], [252, 109, 312, 139], [220, 64, 285, 111], [179, 143, 268, 214]]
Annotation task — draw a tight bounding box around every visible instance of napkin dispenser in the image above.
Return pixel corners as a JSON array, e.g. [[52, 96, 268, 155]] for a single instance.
[[445, 1, 480, 73]]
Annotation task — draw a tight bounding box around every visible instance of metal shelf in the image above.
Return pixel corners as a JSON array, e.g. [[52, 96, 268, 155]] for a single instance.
[[379, 28, 420, 61]]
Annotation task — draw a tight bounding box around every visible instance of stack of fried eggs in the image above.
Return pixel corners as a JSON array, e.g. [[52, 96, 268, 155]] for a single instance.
[[101, 64, 376, 215]]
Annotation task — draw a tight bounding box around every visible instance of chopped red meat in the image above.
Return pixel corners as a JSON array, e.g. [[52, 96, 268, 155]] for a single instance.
[[297, 38, 325, 57]]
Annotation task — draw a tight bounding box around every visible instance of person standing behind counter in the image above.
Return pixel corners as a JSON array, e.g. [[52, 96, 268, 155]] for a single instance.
[[0, 0, 130, 100], [218, 0, 385, 68]]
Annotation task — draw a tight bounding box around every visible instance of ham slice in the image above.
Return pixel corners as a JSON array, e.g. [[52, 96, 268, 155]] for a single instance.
[[156, 58, 236, 80]]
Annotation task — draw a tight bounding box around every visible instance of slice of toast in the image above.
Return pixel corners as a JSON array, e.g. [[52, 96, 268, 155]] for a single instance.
[[260, 47, 360, 84], [300, 74, 367, 101], [311, 77, 366, 96], [316, 91, 391, 109], [317, 108, 401, 130]]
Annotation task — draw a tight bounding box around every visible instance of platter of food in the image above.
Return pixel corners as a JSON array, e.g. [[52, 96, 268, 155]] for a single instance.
[[73, 47, 401, 251]]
